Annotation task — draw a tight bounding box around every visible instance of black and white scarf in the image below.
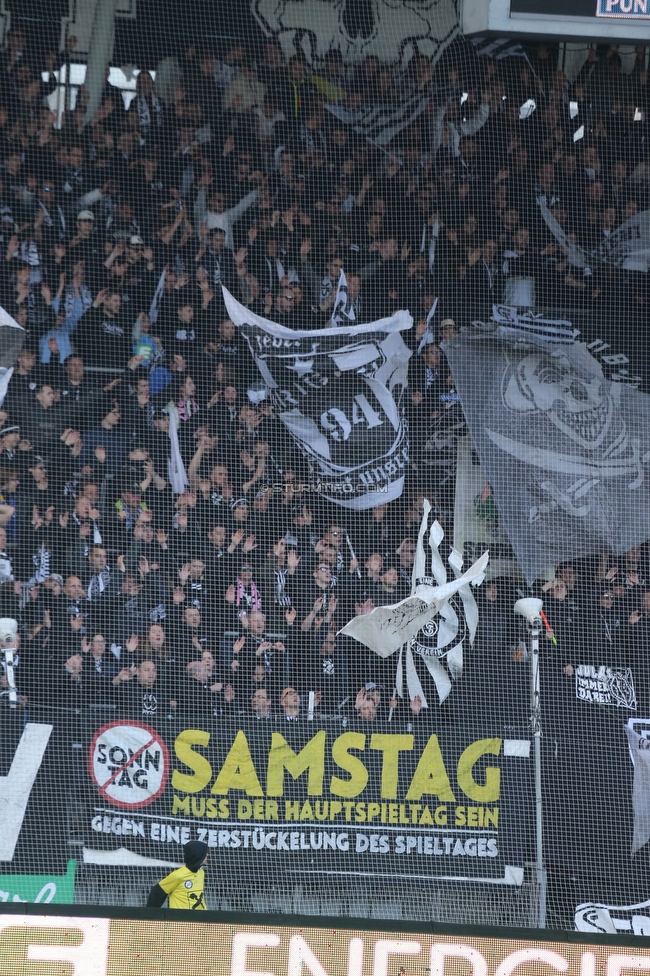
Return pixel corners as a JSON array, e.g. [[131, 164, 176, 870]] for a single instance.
[[273, 567, 292, 607], [135, 93, 163, 132], [63, 285, 93, 318], [87, 567, 111, 601], [72, 512, 102, 556], [32, 544, 50, 583]]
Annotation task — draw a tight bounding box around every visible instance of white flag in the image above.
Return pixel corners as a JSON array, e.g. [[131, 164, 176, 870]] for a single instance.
[[222, 285, 412, 510], [340, 500, 488, 705], [331, 269, 355, 328], [148, 266, 167, 325]]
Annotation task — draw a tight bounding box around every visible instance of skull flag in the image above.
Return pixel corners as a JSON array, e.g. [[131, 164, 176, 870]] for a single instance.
[[442, 329, 650, 584], [222, 287, 412, 510]]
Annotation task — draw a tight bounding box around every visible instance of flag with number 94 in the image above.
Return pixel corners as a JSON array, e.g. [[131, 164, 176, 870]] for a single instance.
[[222, 287, 412, 510]]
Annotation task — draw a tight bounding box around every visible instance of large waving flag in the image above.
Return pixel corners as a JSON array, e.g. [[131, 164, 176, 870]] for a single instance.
[[223, 286, 412, 510], [443, 327, 650, 584]]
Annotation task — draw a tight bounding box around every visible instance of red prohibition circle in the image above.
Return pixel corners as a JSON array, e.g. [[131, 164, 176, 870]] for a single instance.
[[88, 720, 171, 809]]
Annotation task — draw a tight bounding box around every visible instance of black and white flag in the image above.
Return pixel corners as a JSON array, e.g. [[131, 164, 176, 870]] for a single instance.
[[443, 328, 650, 585], [325, 93, 430, 147], [596, 209, 650, 272], [471, 36, 527, 60], [490, 305, 579, 344], [575, 896, 650, 935], [575, 664, 636, 709], [340, 499, 488, 706], [537, 197, 650, 273], [625, 721, 650, 855], [222, 286, 412, 509], [330, 269, 356, 328]]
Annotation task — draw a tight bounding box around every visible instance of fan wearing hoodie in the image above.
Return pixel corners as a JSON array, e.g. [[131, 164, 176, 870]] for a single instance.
[[146, 840, 209, 909]]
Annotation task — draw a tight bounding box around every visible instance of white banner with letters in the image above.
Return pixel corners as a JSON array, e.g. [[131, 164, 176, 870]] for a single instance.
[[222, 287, 412, 510]]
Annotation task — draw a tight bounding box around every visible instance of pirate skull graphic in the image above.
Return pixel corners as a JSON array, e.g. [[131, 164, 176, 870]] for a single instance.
[[487, 346, 644, 490], [502, 352, 613, 451], [252, 0, 458, 65]]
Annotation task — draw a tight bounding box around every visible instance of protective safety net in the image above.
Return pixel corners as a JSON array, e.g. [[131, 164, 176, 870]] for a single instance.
[[1, 0, 650, 937]]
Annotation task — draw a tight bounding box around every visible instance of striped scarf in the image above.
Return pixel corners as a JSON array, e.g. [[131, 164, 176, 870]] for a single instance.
[[235, 577, 261, 611]]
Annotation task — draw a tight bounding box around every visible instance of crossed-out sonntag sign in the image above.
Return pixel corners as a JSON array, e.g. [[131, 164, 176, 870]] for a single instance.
[[1, 915, 650, 976]]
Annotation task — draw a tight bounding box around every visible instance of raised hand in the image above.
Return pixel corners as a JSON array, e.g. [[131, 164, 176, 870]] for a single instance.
[[410, 695, 423, 715], [93, 287, 109, 308], [116, 666, 136, 684]]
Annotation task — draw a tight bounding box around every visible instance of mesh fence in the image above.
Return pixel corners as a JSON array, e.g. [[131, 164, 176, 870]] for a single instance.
[[0, 1, 649, 936]]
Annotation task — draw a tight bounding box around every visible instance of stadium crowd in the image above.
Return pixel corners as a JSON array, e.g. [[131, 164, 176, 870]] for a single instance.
[[1, 24, 650, 726]]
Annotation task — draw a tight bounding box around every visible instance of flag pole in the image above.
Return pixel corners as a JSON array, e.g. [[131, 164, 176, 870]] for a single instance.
[[388, 686, 397, 722], [344, 529, 361, 579], [514, 597, 547, 929]]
